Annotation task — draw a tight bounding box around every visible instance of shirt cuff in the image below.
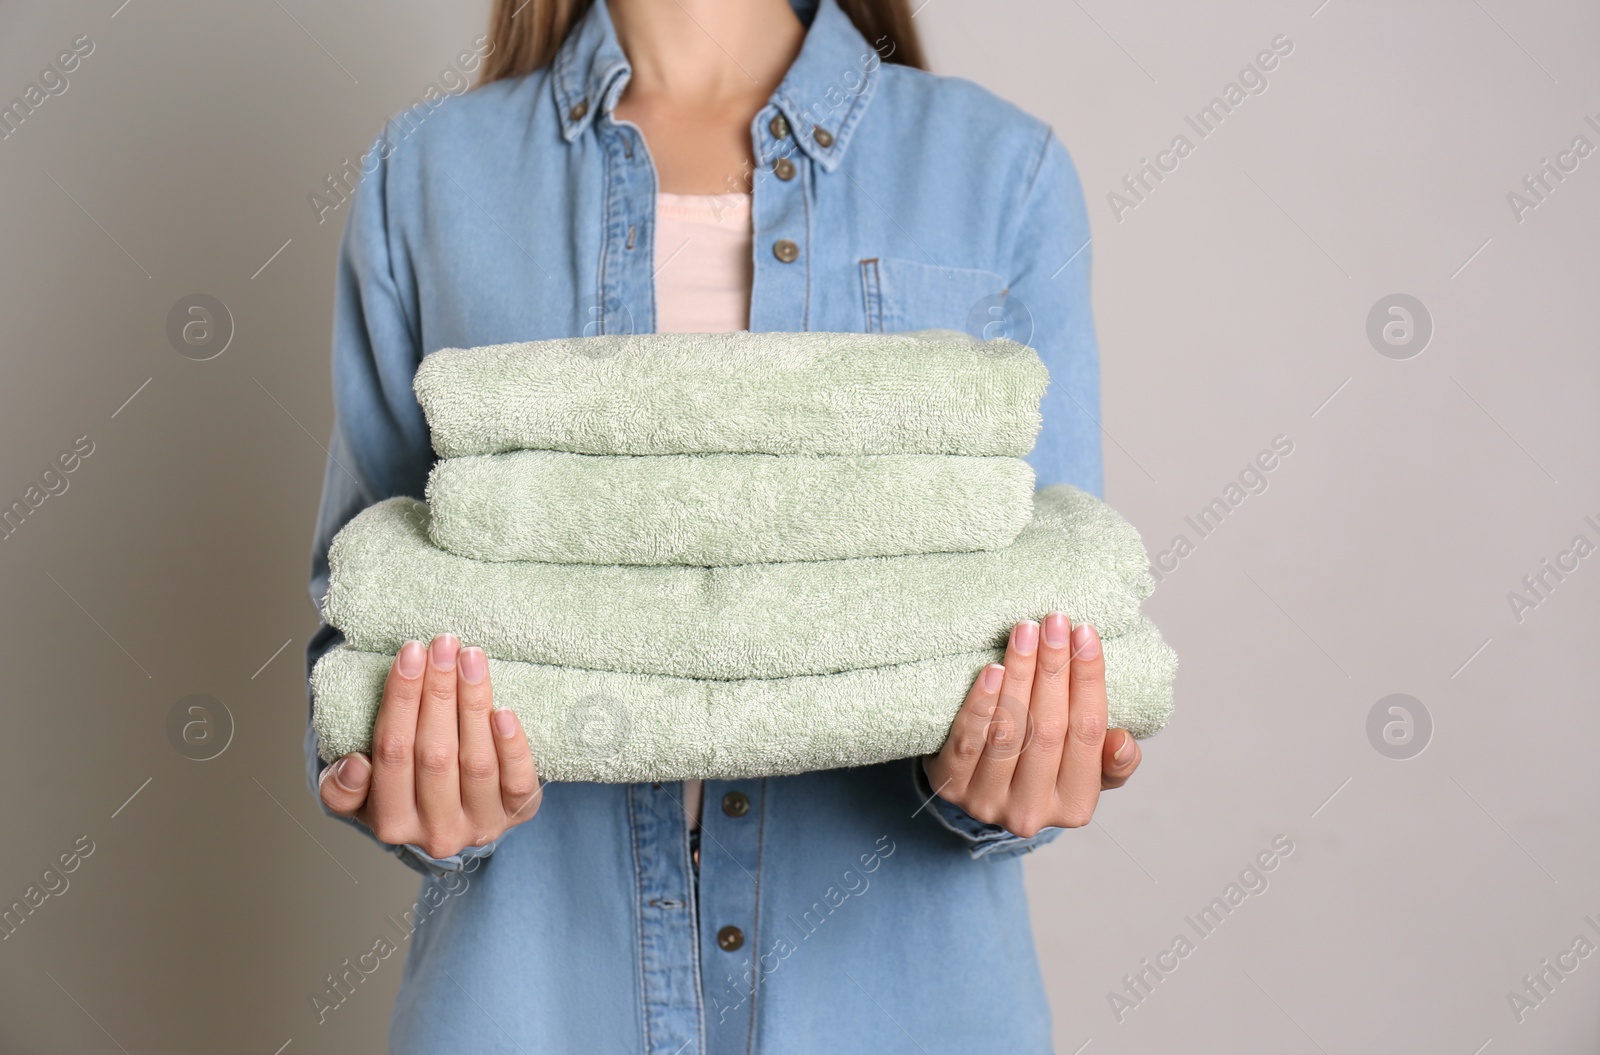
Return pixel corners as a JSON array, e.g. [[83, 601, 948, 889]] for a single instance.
[[396, 838, 500, 878], [911, 757, 1064, 860]]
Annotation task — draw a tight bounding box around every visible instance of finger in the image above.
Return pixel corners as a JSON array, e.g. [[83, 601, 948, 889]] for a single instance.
[[455, 646, 502, 828], [1008, 612, 1072, 830], [1055, 621, 1108, 826], [318, 754, 371, 817], [966, 620, 1039, 811], [925, 662, 1005, 803], [1101, 728, 1142, 790], [414, 633, 464, 833], [491, 707, 542, 823], [367, 640, 426, 843]]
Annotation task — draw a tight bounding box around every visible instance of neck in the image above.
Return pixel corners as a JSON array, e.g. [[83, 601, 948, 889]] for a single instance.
[[609, 0, 805, 105]]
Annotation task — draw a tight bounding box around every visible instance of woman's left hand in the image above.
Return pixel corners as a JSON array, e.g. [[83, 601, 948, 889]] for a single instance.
[[922, 612, 1142, 838]]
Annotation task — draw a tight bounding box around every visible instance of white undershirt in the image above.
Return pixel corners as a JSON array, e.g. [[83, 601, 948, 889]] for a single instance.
[[653, 190, 754, 829]]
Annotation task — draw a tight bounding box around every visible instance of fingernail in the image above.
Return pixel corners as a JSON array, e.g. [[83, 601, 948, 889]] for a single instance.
[[459, 646, 487, 684], [493, 708, 518, 739], [1042, 611, 1070, 649], [980, 663, 1004, 693], [1013, 620, 1039, 656], [334, 754, 369, 791], [1072, 622, 1101, 660], [396, 640, 426, 679], [430, 633, 460, 670], [1113, 730, 1133, 761]]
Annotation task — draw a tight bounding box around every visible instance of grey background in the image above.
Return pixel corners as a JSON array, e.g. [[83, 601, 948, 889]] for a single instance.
[[0, 0, 1594, 1052]]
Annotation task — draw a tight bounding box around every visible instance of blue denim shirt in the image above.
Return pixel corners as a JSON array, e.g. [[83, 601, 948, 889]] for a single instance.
[[303, 0, 1102, 1049]]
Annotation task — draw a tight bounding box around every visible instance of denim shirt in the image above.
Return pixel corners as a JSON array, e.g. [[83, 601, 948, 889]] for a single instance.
[[303, 0, 1102, 1050]]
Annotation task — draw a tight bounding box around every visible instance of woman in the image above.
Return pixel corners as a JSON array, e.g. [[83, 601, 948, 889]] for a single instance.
[[305, 0, 1144, 1049]]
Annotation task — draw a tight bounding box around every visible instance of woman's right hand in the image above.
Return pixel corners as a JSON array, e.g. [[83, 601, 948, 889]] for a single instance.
[[319, 633, 542, 859]]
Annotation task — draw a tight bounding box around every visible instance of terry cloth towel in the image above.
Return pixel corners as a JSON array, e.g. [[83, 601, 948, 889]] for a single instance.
[[323, 485, 1156, 681], [413, 330, 1049, 458], [311, 615, 1177, 782], [426, 451, 1038, 565]]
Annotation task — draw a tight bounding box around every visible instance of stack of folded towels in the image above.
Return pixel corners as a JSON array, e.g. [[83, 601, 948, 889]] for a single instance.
[[312, 331, 1177, 783]]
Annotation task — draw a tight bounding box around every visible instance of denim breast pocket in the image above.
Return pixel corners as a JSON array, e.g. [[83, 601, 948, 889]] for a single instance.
[[859, 256, 1009, 335]]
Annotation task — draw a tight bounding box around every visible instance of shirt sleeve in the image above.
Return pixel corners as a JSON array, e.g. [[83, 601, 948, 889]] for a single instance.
[[300, 127, 496, 878], [1013, 128, 1103, 497], [907, 128, 1103, 860]]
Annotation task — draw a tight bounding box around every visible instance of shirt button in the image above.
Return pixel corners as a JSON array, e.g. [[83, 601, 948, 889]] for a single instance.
[[812, 125, 834, 148], [569, 99, 589, 121], [717, 925, 745, 952], [769, 114, 790, 139], [772, 239, 799, 263], [722, 791, 750, 817], [773, 157, 796, 181]]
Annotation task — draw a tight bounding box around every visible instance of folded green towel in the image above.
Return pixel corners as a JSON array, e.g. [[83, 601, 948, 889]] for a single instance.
[[323, 485, 1156, 681], [311, 615, 1176, 782], [426, 451, 1037, 565], [413, 330, 1049, 458]]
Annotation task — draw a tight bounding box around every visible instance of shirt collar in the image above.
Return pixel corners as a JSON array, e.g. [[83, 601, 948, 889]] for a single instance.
[[553, 0, 882, 172], [552, 0, 632, 143]]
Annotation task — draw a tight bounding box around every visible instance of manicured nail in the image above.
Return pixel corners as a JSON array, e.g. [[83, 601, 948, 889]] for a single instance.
[[493, 708, 518, 739], [1013, 620, 1039, 656], [396, 640, 426, 679], [334, 754, 369, 791], [980, 664, 1004, 693], [430, 633, 460, 670], [1072, 622, 1101, 660], [1042, 611, 1070, 649], [1113, 729, 1133, 762], [459, 646, 487, 684]]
